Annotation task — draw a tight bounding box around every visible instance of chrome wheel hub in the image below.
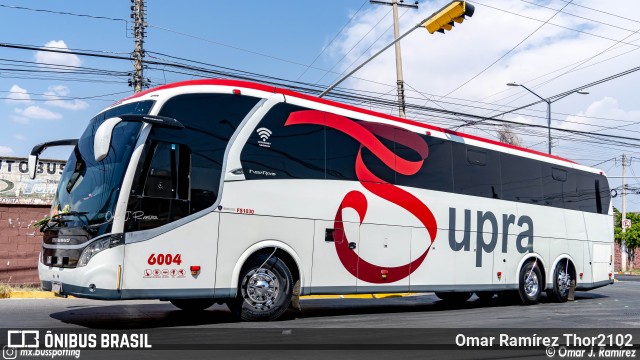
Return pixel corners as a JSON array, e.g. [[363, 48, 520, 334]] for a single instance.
[[557, 268, 571, 296], [243, 268, 280, 310], [524, 271, 539, 297]]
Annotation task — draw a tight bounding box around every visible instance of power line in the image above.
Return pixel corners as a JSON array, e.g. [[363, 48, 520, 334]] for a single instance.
[[473, 1, 640, 49], [4, 41, 640, 149], [558, 0, 640, 25], [440, 0, 574, 98], [314, 7, 392, 85], [519, 0, 639, 34], [296, 0, 368, 81]]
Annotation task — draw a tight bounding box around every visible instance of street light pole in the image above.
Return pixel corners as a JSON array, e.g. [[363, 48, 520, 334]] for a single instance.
[[506, 82, 588, 155]]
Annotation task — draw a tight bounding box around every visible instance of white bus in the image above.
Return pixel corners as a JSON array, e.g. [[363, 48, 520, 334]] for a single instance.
[[32, 79, 613, 321]]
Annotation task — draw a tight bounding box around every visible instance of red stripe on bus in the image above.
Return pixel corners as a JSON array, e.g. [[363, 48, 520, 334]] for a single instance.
[[288, 110, 437, 284]]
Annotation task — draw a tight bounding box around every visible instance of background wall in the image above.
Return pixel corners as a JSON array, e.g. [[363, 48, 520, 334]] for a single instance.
[[0, 205, 49, 284]]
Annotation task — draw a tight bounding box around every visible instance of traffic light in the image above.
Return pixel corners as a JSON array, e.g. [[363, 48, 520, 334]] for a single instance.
[[424, 1, 475, 34]]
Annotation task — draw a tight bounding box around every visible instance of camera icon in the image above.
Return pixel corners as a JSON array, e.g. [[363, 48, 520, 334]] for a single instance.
[[2, 345, 17, 360]]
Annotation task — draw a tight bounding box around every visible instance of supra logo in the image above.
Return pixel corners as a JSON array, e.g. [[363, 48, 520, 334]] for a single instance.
[[256, 127, 272, 148]]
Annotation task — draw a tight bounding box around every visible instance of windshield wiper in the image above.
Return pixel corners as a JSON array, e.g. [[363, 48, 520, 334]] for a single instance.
[[40, 211, 89, 232]]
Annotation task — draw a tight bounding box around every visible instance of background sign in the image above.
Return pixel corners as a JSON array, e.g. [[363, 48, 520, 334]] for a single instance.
[[0, 157, 66, 205], [622, 218, 632, 229]]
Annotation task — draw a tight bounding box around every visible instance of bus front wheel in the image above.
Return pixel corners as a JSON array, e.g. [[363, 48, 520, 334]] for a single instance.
[[518, 260, 542, 305], [229, 254, 293, 321], [170, 298, 216, 312]]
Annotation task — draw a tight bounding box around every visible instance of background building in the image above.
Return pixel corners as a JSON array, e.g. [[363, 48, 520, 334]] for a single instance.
[[0, 156, 65, 284]]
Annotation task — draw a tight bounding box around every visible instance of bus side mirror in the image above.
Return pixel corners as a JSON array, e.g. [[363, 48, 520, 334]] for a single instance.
[[94, 114, 184, 162], [94, 117, 123, 162], [29, 139, 78, 179], [28, 154, 38, 180]]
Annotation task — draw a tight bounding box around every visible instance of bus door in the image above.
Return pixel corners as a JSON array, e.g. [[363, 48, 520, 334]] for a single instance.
[[120, 138, 219, 296]]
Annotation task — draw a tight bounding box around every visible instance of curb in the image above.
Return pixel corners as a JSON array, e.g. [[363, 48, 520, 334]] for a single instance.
[[7, 291, 67, 299]]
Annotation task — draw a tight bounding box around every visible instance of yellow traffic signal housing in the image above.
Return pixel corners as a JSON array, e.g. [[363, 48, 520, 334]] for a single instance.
[[424, 1, 475, 34]]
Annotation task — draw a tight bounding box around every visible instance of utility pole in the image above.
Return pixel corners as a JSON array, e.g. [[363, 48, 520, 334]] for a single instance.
[[131, 0, 147, 93], [622, 153, 628, 272], [370, 0, 418, 118]]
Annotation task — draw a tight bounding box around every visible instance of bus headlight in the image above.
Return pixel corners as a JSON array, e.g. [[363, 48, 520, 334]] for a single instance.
[[78, 238, 111, 267], [77, 233, 127, 267]]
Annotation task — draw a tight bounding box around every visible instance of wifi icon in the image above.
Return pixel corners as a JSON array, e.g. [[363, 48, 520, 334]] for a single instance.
[[257, 127, 272, 141]]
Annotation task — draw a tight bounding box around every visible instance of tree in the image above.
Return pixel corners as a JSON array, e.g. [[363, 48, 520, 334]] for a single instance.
[[496, 125, 522, 146], [614, 208, 640, 270]]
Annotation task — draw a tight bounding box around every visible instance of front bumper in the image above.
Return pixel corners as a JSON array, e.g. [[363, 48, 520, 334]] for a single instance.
[[38, 245, 124, 300]]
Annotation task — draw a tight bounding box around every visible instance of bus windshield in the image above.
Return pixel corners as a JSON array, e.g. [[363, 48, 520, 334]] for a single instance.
[[50, 100, 154, 236]]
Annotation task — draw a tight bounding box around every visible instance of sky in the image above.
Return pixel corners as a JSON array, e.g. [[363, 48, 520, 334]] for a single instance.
[[0, 0, 639, 210]]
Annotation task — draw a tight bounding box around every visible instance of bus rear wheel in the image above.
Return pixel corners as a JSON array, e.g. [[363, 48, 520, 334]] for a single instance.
[[435, 292, 472, 302], [518, 260, 542, 305], [229, 254, 293, 321], [170, 298, 216, 312], [546, 260, 572, 303]]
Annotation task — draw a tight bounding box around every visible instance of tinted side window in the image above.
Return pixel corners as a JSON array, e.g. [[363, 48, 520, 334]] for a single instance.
[[358, 122, 397, 184], [240, 104, 325, 180], [396, 134, 453, 192], [326, 126, 359, 181], [158, 93, 260, 212], [500, 153, 543, 204], [542, 166, 572, 208], [452, 143, 502, 199], [575, 173, 595, 212], [143, 142, 191, 199], [596, 174, 611, 214]]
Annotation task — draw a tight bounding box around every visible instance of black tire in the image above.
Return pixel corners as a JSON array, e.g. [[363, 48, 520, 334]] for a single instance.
[[475, 291, 495, 301], [546, 260, 572, 303], [435, 292, 472, 302], [170, 298, 216, 311], [229, 254, 293, 321], [518, 260, 542, 305]]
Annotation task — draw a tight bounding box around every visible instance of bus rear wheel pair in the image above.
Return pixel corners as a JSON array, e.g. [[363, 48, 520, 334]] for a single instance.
[[511, 259, 573, 305]]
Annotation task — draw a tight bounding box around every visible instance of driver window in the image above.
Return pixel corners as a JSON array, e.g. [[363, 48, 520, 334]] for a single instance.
[[144, 142, 189, 199], [126, 141, 191, 231]]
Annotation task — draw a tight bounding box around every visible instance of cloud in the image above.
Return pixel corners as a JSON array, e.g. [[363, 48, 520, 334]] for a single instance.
[[0, 146, 15, 156], [562, 97, 640, 132], [13, 134, 26, 141], [35, 40, 81, 69], [10, 115, 30, 124], [44, 85, 89, 110], [5, 85, 31, 104], [15, 106, 62, 120]]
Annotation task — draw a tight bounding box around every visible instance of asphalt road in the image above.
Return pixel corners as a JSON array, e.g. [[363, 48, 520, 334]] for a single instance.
[[1, 280, 639, 360], [1, 279, 638, 329]]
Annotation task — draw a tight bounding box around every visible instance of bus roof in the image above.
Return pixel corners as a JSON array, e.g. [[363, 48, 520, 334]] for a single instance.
[[122, 79, 580, 167]]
